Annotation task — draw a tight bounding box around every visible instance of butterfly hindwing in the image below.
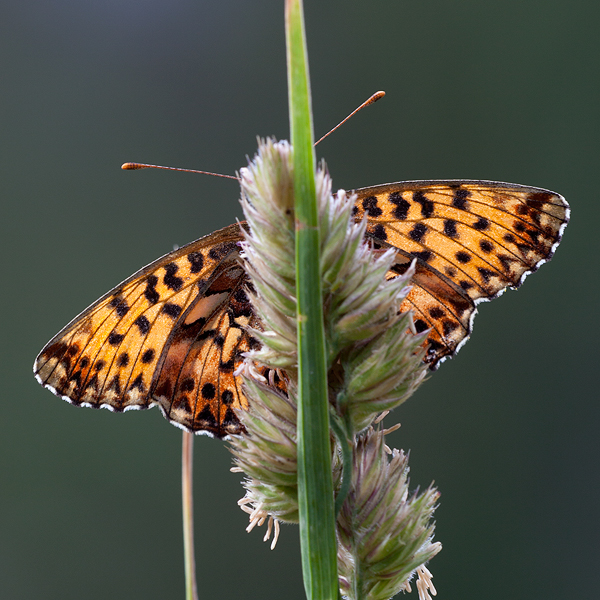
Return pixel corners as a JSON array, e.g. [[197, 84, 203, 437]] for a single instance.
[[379, 250, 474, 366], [151, 260, 259, 437]]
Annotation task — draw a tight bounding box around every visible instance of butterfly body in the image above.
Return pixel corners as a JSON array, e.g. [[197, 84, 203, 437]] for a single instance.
[[34, 180, 569, 437]]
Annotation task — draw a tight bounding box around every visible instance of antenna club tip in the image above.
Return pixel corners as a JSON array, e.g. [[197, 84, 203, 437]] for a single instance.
[[121, 162, 145, 170]]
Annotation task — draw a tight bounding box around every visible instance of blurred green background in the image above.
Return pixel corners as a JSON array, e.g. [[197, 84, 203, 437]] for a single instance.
[[2, 1, 597, 598]]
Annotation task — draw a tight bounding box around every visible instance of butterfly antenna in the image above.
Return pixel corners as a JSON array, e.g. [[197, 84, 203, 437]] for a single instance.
[[314, 90, 385, 146], [121, 162, 239, 180], [123, 91, 384, 173]]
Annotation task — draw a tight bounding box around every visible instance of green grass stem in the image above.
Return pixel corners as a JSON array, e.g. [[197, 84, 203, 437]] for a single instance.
[[285, 0, 338, 598], [182, 432, 199, 600]]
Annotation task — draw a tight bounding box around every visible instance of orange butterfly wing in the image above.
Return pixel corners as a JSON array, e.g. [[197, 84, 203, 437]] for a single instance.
[[35, 180, 569, 435], [34, 223, 257, 438], [353, 180, 569, 367]]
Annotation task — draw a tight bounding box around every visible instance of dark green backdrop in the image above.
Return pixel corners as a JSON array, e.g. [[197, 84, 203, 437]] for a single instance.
[[2, 1, 597, 598]]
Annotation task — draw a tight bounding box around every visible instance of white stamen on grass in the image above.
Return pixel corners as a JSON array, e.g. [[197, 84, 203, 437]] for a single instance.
[[237, 499, 281, 549], [233, 360, 267, 383], [382, 423, 401, 435], [415, 565, 437, 600], [373, 410, 390, 424]]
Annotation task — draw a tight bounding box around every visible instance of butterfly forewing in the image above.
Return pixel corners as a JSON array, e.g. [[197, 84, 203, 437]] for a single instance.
[[35, 180, 569, 433], [355, 180, 569, 367], [34, 223, 252, 437]]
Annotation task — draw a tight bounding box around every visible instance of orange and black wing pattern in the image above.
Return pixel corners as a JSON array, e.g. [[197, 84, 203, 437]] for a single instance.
[[353, 180, 569, 368], [35, 180, 569, 435], [34, 223, 258, 438]]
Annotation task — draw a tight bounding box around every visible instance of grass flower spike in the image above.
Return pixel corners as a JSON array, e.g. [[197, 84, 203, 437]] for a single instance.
[[229, 138, 440, 599], [336, 428, 441, 600]]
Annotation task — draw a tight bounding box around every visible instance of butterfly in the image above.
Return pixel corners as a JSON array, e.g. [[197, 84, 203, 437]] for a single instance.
[[34, 180, 569, 438]]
